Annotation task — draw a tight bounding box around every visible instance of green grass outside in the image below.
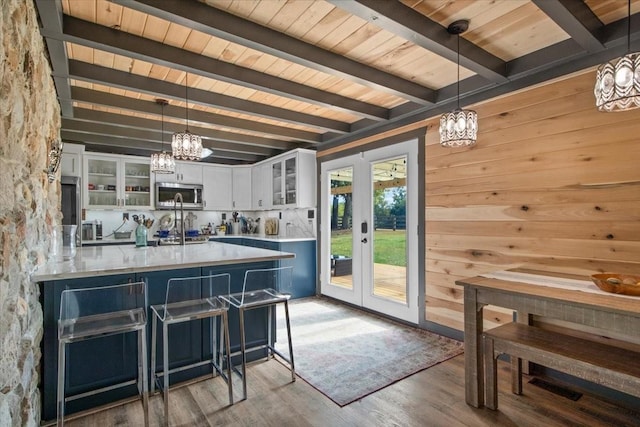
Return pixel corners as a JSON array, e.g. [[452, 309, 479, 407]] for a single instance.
[[331, 229, 407, 267]]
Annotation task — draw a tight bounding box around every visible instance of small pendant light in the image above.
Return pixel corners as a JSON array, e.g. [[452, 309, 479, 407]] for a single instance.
[[172, 73, 203, 160], [439, 20, 478, 147], [150, 99, 175, 174], [594, 0, 640, 112]]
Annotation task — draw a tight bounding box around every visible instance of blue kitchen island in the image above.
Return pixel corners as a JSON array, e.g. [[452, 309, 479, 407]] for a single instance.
[[33, 241, 295, 423], [210, 235, 317, 299]]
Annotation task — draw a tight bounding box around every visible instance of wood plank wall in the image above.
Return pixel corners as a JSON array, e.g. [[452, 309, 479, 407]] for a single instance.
[[425, 69, 640, 333]]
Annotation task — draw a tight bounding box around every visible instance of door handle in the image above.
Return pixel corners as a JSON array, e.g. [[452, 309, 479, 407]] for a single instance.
[[361, 238, 368, 243]]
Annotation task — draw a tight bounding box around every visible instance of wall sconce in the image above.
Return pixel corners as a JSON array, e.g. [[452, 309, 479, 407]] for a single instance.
[[45, 138, 63, 182]]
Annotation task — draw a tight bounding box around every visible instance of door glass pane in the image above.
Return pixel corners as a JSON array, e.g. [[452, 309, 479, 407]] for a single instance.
[[329, 167, 353, 289], [372, 157, 407, 303]]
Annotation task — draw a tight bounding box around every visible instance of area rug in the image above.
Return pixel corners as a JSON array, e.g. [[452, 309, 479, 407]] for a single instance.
[[275, 297, 464, 406]]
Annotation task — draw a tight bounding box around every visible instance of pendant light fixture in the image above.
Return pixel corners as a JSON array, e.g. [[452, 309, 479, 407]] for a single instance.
[[151, 99, 175, 174], [594, 0, 640, 112], [172, 73, 203, 160], [439, 20, 478, 147]]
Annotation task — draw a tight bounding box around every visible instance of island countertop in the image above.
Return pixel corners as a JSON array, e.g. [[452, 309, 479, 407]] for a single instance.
[[33, 241, 295, 282]]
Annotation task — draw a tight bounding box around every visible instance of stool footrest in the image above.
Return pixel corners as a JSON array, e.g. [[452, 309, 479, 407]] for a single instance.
[[65, 379, 138, 403]]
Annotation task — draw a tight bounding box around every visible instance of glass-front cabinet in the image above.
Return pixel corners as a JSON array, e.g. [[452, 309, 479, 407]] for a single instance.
[[272, 156, 297, 207], [84, 154, 152, 209], [271, 161, 283, 207], [269, 150, 316, 209], [284, 157, 297, 205]]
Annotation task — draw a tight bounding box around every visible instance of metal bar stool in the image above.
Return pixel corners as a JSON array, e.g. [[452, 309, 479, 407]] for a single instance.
[[57, 281, 149, 427], [221, 266, 295, 400], [150, 273, 233, 426]]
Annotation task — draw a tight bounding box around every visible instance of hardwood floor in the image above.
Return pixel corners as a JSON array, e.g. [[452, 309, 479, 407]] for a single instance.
[[64, 355, 640, 426]]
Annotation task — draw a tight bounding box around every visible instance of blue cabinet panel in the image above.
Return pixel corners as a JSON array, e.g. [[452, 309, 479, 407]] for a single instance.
[[202, 262, 274, 359], [41, 273, 137, 421], [210, 237, 317, 299], [138, 267, 205, 386], [280, 241, 316, 299], [39, 260, 280, 422]]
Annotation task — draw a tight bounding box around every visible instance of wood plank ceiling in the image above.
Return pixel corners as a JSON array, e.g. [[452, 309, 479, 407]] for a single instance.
[[35, 0, 640, 164]]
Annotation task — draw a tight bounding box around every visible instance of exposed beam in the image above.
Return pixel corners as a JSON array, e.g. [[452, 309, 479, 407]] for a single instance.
[[321, 15, 640, 151], [60, 129, 263, 162], [66, 60, 350, 134], [75, 141, 248, 165], [68, 108, 285, 156], [42, 15, 389, 121], [329, 0, 508, 83], [532, 0, 605, 53], [112, 0, 436, 105], [34, 0, 73, 116], [68, 87, 320, 144]]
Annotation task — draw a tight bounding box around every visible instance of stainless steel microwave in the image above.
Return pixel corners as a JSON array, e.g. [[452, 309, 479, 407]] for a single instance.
[[155, 182, 203, 210]]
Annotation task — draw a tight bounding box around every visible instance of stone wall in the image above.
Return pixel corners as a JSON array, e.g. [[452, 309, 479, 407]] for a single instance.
[[0, 0, 61, 425]]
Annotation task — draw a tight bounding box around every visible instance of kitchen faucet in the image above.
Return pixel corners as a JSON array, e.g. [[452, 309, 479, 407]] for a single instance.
[[174, 192, 185, 245]]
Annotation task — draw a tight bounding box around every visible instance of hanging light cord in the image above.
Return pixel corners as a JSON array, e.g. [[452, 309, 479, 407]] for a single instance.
[[456, 32, 461, 110], [185, 73, 190, 132], [627, 0, 631, 53], [160, 102, 164, 150]]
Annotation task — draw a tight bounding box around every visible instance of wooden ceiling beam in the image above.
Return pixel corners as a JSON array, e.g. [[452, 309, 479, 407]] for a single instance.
[[43, 15, 389, 121], [60, 127, 263, 163], [69, 87, 321, 144], [63, 107, 285, 157], [330, 0, 508, 83], [532, 0, 605, 53], [69, 108, 287, 156], [66, 60, 350, 134], [70, 140, 248, 165], [34, 0, 74, 117], [112, 0, 437, 105]]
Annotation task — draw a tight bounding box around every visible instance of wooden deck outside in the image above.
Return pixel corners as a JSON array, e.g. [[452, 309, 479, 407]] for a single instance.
[[331, 263, 407, 303]]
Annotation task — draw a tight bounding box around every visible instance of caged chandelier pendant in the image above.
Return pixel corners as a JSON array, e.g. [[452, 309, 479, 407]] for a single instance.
[[172, 73, 203, 160], [151, 99, 175, 174], [594, 0, 640, 112], [439, 20, 478, 147]]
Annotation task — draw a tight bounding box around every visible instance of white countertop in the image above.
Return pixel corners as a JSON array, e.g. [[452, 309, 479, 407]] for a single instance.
[[210, 235, 316, 243], [33, 241, 294, 282]]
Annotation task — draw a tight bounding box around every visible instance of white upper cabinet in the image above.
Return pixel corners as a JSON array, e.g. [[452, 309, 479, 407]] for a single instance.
[[60, 143, 84, 177], [84, 153, 153, 210], [202, 165, 232, 211], [232, 167, 252, 210], [158, 161, 202, 184], [251, 162, 270, 210], [268, 149, 316, 209]]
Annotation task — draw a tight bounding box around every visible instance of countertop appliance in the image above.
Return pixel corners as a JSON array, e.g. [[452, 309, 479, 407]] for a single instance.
[[156, 182, 203, 210], [60, 176, 81, 246], [81, 222, 94, 241]]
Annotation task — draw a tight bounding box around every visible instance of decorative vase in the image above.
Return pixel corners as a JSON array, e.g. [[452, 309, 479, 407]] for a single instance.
[[135, 223, 147, 247]]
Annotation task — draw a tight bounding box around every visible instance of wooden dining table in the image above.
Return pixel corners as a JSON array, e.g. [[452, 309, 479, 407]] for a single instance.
[[455, 268, 640, 408]]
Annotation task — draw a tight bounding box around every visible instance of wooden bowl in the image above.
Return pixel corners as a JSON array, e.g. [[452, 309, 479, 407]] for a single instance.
[[591, 273, 640, 296]]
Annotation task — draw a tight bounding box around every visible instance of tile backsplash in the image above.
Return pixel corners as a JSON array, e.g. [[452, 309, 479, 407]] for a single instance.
[[85, 208, 316, 239]]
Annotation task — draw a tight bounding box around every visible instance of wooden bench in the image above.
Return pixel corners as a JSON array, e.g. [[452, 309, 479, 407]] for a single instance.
[[483, 322, 640, 410]]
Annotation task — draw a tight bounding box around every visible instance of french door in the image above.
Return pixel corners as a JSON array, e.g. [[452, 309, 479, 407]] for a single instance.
[[320, 140, 419, 323]]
